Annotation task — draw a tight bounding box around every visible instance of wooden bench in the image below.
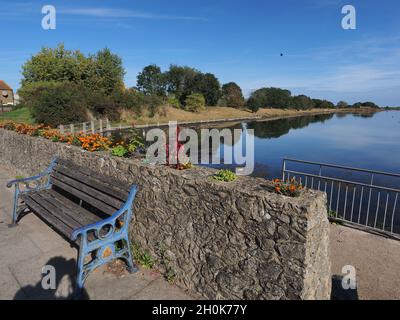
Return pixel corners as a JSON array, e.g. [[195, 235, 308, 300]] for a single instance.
[[6, 158, 139, 295]]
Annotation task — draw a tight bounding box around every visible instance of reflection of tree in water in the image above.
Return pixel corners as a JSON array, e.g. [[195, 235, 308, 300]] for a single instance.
[[246, 114, 334, 139]]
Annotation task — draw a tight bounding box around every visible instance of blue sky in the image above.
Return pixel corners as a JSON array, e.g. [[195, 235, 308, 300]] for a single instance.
[[1, 0, 399, 105]]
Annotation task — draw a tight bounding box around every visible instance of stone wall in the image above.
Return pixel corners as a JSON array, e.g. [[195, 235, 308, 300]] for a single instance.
[[0, 128, 331, 299]]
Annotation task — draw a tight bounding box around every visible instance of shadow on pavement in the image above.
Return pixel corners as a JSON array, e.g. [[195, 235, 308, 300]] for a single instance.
[[331, 275, 359, 300], [13, 256, 90, 300]]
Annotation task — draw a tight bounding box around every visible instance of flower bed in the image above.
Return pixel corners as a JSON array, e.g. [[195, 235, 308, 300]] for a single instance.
[[0, 121, 112, 152]]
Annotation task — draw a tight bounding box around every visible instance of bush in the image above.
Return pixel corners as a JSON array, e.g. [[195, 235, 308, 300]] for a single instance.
[[247, 87, 292, 112], [167, 95, 181, 109], [213, 169, 237, 182], [144, 95, 165, 117], [28, 82, 88, 126], [185, 93, 205, 112], [221, 82, 245, 108]]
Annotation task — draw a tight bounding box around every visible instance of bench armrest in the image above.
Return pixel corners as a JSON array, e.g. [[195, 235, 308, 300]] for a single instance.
[[6, 157, 58, 191], [71, 185, 138, 242]]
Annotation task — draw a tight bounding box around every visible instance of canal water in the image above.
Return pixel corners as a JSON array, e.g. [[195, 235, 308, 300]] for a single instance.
[[113, 110, 400, 234]]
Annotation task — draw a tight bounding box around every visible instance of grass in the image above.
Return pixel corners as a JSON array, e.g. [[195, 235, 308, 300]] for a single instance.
[[0, 107, 34, 124], [119, 106, 380, 126]]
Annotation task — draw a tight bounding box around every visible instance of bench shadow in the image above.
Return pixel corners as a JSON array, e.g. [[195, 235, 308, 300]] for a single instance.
[[13, 256, 90, 300], [330, 275, 359, 300]]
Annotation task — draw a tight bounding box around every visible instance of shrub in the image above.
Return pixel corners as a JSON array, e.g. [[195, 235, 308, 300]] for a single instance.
[[247, 87, 292, 112], [221, 82, 245, 108], [27, 82, 88, 127], [111, 145, 129, 157], [213, 169, 237, 182], [167, 95, 181, 109], [185, 93, 205, 112]]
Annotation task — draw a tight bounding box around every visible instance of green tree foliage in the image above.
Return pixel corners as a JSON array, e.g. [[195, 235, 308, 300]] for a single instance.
[[247, 87, 292, 112], [164, 65, 221, 106], [136, 64, 166, 96], [29, 82, 88, 126], [312, 99, 335, 109], [165, 65, 199, 105], [87, 48, 125, 95], [291, 95, 315, 110], [21, 44, 87, 85], [360, 101, 380, 108], [336, 101, 349, 108], [185, 93, 205, 112], [21, 44, 124, 95], [221, 82, 245, 108]]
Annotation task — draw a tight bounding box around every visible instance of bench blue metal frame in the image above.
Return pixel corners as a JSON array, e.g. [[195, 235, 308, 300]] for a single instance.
[[7, 158, 138, 295]]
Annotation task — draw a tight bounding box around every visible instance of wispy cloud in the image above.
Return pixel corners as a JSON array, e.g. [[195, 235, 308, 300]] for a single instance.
[[59, 8, 208, 22], [241, 35, 400, 104]]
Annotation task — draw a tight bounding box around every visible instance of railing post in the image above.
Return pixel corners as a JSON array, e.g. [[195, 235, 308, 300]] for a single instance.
[[91, 121, 95, 134], [82, 122, 87, 134], [70, 124, 74, 134], [281, 159, 286, 181], [99, 119, 103, 135]]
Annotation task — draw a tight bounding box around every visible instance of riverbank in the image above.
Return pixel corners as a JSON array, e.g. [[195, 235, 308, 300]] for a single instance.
[[120, 106, 380, 127]]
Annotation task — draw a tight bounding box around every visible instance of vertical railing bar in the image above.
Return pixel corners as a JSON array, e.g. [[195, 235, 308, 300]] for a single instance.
[[282, 160, 286, 181], [329, 180, 334, 211], [311, 177, 314, 189], [336, 182, 341, 218], [305, 176, 308, 189], [391, 193, 398, 233], [366, 174, 374, 226], [350, 185, 356, 223], [318, 165, 322, 190], [366, 187, 373, 227], [383, 193, 389, 231], [358, 187, 364, 224], [343, 185, 348, 220], [324, 180, 327, 193], [373, 192, 381, 229]]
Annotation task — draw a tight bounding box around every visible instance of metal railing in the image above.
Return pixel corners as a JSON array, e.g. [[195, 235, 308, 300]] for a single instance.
[[282, 158, 400, 238], [58, 118, 111, 135]]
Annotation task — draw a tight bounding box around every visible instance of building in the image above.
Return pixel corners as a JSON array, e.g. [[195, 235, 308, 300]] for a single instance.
[[0, 80, 14, 105]]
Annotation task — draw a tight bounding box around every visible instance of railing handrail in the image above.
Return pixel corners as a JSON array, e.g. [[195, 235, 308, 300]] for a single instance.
[[283, 157, 400, 178], [284, 169, 400, 193]]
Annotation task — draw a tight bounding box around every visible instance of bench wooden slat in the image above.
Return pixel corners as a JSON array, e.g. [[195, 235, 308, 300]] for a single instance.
[[51, 176, 117, 216], [21, 193, 73, 238], [29, 193, 82, 230], [42, 189, 102, 226], [54, 163, 129, 201], [57, 159, 131, 193], [51, 171, 124, 210]]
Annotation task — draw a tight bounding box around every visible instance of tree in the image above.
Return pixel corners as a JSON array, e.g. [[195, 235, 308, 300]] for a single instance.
[[189, 73, 221, 106], [247, 87, 292, 112], [21, 44, 125, 95], [361, 101, 380, 108], [313, 99, 335, 109], [336, 101, 349, 108], [21, 44, 87, 86], [88, 48, 125, 95], [291, 95, 315, 110], [136, 64, 166, 96], [185, 93, 205, 112], [221, 82, 245, 108], [164, 65, 199, 104]]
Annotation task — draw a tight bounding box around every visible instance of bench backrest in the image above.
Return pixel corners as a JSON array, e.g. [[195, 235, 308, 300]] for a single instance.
[[50, 159, 131, 217]]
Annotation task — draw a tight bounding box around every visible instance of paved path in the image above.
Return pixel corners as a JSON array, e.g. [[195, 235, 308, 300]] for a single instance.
[[1, 164, 399, 300], [0, 165, 197, 300]]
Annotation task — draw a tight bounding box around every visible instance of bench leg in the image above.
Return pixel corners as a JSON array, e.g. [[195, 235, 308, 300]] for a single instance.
[[123, 236, 138, 274], [74, 240, 86, 298], [10, 191, 21, 227]]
